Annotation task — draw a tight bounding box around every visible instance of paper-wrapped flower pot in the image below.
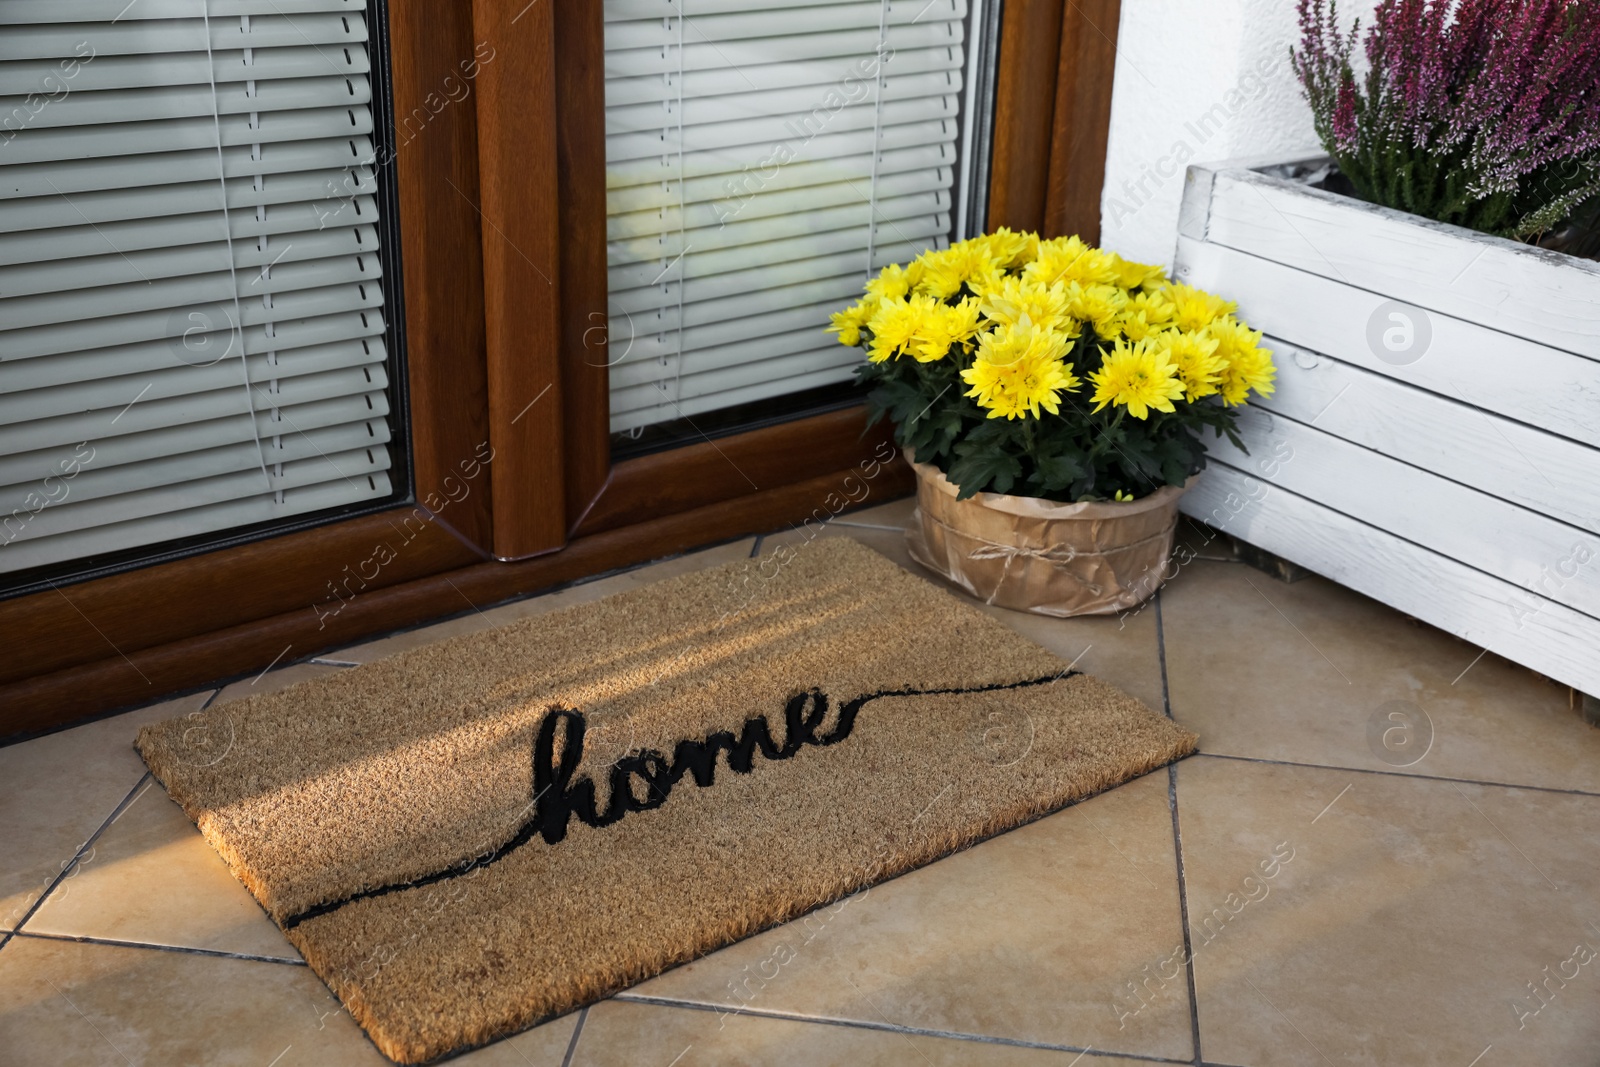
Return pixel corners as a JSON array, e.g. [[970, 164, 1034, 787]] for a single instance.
[[904, 453, 1191, 617]]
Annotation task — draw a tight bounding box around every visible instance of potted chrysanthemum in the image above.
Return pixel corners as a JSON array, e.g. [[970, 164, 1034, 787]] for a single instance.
[[828, 230, 1275, 616]]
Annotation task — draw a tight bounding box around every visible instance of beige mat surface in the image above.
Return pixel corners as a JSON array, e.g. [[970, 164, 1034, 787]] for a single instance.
[[137, 538, 1196, 1063]]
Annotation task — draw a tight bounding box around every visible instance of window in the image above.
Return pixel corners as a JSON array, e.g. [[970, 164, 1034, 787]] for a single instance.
[[0, 0, 406, 595], [602, 0, 996, 450]]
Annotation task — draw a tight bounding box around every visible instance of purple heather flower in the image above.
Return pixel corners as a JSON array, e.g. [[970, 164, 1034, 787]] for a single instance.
[[1292, 0, 1600, 235]]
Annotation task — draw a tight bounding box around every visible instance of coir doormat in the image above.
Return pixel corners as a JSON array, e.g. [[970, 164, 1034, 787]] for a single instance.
[[137, 538, 1195, 1063]]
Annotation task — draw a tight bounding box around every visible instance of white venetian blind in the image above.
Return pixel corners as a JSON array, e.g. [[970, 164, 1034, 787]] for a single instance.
[[603, 0, 966, 434], [0, 0, 395, 577]]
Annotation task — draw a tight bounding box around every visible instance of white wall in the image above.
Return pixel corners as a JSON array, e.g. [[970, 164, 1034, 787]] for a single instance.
[[1097, 0, 1376, 266]]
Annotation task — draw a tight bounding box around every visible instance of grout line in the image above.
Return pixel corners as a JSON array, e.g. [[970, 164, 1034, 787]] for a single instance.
[[198, 688, 221, 711], [1155, 592, 1204, 1066], [308, 658, 361, 668], [1191, 751, 1600, 800], [558, 1005, 588, 1067], [749, 535, 764, 560], [10, 931, 306, 966], [1154, 591, 1175, 723], [4, 773, 154, 949], [610, 993, 1194, 1063]]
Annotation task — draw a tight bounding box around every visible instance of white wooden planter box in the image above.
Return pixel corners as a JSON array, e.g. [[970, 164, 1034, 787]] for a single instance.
[[1173, 157, 1600, 698]]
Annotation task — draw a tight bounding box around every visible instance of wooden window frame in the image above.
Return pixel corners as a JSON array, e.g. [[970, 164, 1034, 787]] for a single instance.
[[0, 0, 1121, 740]]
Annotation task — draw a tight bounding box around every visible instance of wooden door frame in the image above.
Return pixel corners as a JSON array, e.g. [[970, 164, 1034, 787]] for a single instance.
[[0, 0, 1124, 742], [987, 0, 1123, 243]]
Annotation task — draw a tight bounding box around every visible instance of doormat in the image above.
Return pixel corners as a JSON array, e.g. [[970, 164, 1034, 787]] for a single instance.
[[137, 538, 1195, 1063]]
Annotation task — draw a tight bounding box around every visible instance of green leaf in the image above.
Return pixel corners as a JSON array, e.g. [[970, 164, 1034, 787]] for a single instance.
[[1027, 452, 1086, 493], [948, 444, 1022, 500]]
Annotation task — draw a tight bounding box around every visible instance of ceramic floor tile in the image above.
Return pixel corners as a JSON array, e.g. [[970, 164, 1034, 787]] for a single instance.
[[0, 691, 213, 932], [1176, 756, 1600, 1067], [0, 936, 577, 1066], [760, 523, 1167, 713], [832, 492, 916, 530], [975, 602, 1166, 718], [1161, 559, 1600, 792], [23, 784, 297, 961], [633, 771, 1194, 1062], [576, 999, 1168, 1066], [330, 538, 759, 664]]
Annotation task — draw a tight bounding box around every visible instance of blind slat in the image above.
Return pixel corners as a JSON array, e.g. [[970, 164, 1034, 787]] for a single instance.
[[4, 107, 374, 166], [0, 45, 370, 95], [607, 238, 929, 321], [1, 0, 367, 24], [0, 391, 389, 491], [602, 0, 969, 434], [604, 119, 954, 188], [608, 190, 949, 269], [1, 4, 398, 578], [612, 361, 858, 430], [0, 14, 368, 62], [603, 1, 964, 50], [0, 141, 376, 200], [606, 211, 948, 291], [0, 470, 394, 573], [604, 70, 962, 135], [0, 219, 377, 291], [603, 44, 960, 106], [0, 419, 389, 512], [4, 76, 371, 131], [5, 364, 389, 455], [4, 445, 390, 543], [3, 281, 382, 361], [604, 95, 957, 163], [604, 19, 961, 78], [0, 169, 375, 232], [0, 252, 382, 332], [1, 337, 384, 423]]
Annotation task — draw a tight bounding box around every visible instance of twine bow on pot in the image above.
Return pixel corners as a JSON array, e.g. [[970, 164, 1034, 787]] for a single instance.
[[960, 535, 1105, 604]]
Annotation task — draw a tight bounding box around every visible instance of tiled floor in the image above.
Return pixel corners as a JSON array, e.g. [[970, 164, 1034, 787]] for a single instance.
[[3, 497, 1599, 1066]]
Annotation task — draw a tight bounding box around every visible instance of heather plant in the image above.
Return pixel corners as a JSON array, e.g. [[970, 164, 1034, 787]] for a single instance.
[[1292, 0, 1600, 241]]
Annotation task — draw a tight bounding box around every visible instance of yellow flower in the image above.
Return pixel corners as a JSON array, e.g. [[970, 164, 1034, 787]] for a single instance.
[[867, 262, 918, 302], [912, 297, 984, 362], [961, 318, 1080, 420], [975, 227, 1038, 269], [1127, 289, 1176, 325], [826, 297, 877, 347], [1065, 282, 1128, 339], [1208, 316, 1277, 405], [1159, 330, 1226, 400], [1110, 255, 1167, 291], [864, 295, 923, 363], [1162, 282, 1237, 332], [915, 242, 1002, 299], [978, 277, 1076, 336], [1115, 310, 1160, 342], [1024, 236, 1121, 288], [1114, 489, 1135, 502], [1088, 338, 1186, 419]]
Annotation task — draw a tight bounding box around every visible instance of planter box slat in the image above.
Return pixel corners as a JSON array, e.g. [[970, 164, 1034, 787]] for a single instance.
[[1217, 407, 1600, 621], [1177, 236, 1600, 450], [1193, 168, 1600, 360], [1252, 341, 1600, 536], [1178, 160, 1600, 697], [1186, 464, 1600, 696]]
